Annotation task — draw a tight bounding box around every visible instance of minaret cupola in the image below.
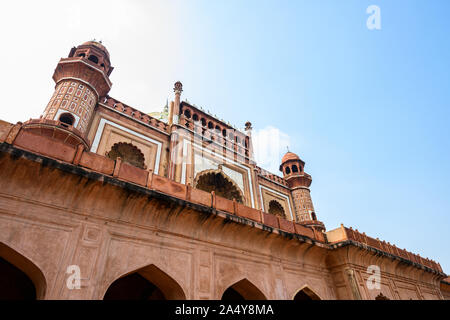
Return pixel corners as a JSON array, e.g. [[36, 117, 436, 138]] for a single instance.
[[280, 151, 325, 232], [27, 40, 114, 149]]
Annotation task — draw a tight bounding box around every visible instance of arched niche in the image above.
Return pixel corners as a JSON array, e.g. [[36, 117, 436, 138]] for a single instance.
[[194, 169, 244, 204], [292, 285, 321, 300], [221, 278, 267, 300], [0, 242, 47, 300], [103, 264, 186, 300], [106, 142, 146, 169], [268, 200, 285, 218]]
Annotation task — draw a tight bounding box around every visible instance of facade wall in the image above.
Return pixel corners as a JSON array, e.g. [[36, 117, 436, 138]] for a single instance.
[[0, 149, 336, 300], [440, 282, 450, 300], [0, 40, 447, 300], [326, 246, 444, 300]]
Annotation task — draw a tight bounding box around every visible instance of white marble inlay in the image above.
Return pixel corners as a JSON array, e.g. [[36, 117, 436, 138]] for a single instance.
[[259, 184, 294, 220], [182, 138, 255, 208]]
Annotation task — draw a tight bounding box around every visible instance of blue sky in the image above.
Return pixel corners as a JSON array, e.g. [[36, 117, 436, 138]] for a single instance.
[[175, 0, 450, 272], [0, 1, 448, 272]]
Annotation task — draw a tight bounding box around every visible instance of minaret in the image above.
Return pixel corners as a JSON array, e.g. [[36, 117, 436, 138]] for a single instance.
[[168, 81, 183, 180], [244, 121, 254, 161], [280, 151, 325, 232], [172, 81, 183, 125], [34, 40, 113, 149]]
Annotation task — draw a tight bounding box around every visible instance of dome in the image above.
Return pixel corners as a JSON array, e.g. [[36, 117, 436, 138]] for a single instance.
[[281, 151, 300, 164], [81, 40, 110, 58]]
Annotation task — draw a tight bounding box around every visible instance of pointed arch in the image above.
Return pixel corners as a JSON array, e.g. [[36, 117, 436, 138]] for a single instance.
[[221, 278, 267, 300], [194, 168, 245, 203], [292, 285, 322, 300], [0, 242, 47, 300], [103, 264, 186, 300]]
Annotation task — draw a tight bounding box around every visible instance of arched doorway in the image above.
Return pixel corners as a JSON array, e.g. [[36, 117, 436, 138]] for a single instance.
[[195, 169, 244, 203], [293, 286, 321, 300], [268, 200, 285, 218], [221, 278, 266, 300], [106, 142, 146, 169], [0, 242, 47, 300], [103, 264, 186, 300]]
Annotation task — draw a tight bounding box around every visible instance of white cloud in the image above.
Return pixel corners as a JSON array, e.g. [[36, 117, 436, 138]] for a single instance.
[[251, 126, 291, 174]]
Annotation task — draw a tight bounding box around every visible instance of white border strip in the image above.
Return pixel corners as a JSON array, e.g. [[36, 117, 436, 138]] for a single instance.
[[90, 118, 162, 174], [259, 184, 294, 220], [182, 138, 255, 208]]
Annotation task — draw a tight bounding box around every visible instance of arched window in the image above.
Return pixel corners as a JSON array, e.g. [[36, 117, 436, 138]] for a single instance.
[[193, 114, 199, 121], [292, 165, 298, 173], [208, 121, 213, 129], [106, 142, 146, 169], [268, 200, 285, 218], [311, 212, 317, 221], [183, 109, 191, 118], [195, 170, 244, 203], [59, 113, 75, 126], [77, 53, 86, 57], [285, 166, 291, 174], [222, 129, 227, 137], [215, 125, 221, 132], [88, 55, 99, 64], [201, 118, 206, 127]]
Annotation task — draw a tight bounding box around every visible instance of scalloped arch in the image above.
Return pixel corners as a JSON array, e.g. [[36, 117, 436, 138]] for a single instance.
[[106, 142, 146, 169], [268, 199, 285, 218], [194, 168, 244, 203]]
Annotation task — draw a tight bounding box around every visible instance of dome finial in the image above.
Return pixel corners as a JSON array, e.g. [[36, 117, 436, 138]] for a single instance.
[[174, 81, 183, 94]]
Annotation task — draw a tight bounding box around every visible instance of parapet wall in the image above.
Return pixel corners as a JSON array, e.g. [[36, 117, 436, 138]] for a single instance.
[[326, 225, 443, 273], [100, 96, 170, 134]]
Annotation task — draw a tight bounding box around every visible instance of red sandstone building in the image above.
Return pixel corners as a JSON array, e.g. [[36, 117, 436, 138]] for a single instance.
[[0, 41, 448, 300]]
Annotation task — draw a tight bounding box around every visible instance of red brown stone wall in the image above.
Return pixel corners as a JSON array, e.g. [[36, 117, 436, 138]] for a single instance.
[[0, 145, 336, 300]]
